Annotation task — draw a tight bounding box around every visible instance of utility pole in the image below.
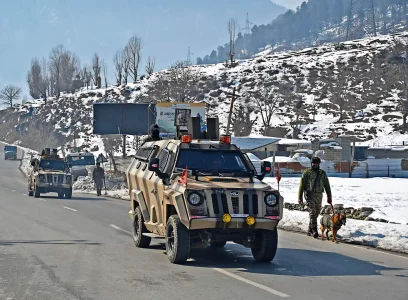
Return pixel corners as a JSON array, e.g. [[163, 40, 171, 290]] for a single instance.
[[225, 87, 241, 135], [346, 0, 377, 41], [187, 47, 194, 66]]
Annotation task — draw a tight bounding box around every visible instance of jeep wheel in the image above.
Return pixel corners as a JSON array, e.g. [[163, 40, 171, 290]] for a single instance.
[[251, 228, 278, 263], [132, 206, 151, 248], [166, 215, 190, 264], [34, 185, 40, 198], [58, 192, 64, 199], [28, 182, 34, 196], [65, 189, 72, 199], [210, 241, 227, 248]]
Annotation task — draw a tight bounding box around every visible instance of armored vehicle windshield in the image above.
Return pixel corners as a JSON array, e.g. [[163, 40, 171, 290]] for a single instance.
[[39, 159, 67, 171]]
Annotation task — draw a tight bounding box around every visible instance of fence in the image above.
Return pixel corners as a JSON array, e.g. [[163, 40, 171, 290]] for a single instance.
[[271, 159, 408, 178]]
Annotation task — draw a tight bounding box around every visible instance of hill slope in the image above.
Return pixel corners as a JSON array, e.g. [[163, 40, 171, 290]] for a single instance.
[[1, 31, 408, 155]]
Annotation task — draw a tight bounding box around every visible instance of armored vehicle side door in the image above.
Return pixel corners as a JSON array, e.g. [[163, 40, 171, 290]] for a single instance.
[[145, 141, 178, 236]]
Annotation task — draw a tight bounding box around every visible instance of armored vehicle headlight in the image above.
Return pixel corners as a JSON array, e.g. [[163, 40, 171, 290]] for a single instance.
[[246, 216, 256, 226], [264, 193, 278, 207], [222, 213, 232, 223], [66, 175, 72, 181], [187, 192, 203, 206], [39, 174, 45, 179]]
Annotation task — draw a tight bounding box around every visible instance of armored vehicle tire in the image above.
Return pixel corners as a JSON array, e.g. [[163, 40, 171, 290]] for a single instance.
[[210, 241, 227, 248], [132, 206, 151, 248], [28, 183, 34, 196], [166, 215, 190, 264], [65, 189, 72, 199], [34, 185, 41, 198], [251, 228, 278, 263], [58, 192, 64, 199]]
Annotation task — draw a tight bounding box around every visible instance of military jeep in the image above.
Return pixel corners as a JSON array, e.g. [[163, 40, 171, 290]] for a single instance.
[[126, 134, 283, 264], [28, 148, 73, 199]]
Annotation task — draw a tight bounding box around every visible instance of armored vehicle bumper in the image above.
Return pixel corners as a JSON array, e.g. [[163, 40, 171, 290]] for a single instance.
[[36, 182, 72, 193], [189, 217, 279, 230]]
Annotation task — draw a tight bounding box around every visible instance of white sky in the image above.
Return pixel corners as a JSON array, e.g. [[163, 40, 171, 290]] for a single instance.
[[272, 0, 304, 10]]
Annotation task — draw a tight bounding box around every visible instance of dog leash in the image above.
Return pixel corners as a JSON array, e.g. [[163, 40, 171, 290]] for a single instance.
[[330, 203, 335, 216]]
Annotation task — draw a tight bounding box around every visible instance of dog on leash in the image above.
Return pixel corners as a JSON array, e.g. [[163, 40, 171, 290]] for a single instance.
[[320, 212, 347, 243]]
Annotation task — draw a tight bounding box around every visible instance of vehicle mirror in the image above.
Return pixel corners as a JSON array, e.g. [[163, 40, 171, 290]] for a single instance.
[[261, 161, 272, 175], [30, 159, 36, 167], [148, 158, 160, 172]]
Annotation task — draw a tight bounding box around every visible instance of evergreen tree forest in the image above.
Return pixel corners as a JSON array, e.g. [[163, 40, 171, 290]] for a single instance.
[[197, 0, 408, 65]]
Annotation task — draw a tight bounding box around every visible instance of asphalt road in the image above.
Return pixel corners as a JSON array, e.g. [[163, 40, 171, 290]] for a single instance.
[[1, 142, 408, 300]]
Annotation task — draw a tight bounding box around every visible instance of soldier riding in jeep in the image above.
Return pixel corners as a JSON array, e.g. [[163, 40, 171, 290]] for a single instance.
[[28, 148, 73, 199], [126, 117, 283, 264]]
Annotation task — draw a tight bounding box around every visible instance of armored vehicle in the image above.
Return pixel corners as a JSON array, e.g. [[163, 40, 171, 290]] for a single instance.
[[65, 151, 96, 181], [28, 148, 73, 199], [126, 134, 283, 264], [4, 145, 17, 160]]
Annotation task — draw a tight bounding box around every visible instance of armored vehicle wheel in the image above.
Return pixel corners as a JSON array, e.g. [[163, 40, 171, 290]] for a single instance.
[[34, 185, 41, 198], [28, 183, 34, 196], [65, 189, 72, 199], [166, 215, 190, 264], [210, 241, 227, 248], [58, 192, 64, 198], [132, 206, 151, 248], [251, 228, 278, 263]]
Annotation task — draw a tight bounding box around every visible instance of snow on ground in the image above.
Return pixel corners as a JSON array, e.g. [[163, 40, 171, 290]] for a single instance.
[[264, 177, 408, 224]]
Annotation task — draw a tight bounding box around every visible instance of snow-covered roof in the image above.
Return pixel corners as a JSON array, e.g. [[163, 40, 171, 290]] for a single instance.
[[277, 138, 311, 145], [231, 137, 280, 150]]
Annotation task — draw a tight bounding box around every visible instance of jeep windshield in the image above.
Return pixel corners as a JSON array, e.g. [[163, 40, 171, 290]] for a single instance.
[[39, 159, 67, 171], [175, 149, 250, 176], [66, 155, 95, 166]]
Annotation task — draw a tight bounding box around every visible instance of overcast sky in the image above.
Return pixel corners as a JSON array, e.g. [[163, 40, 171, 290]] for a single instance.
[[273, 0, 304, 10]]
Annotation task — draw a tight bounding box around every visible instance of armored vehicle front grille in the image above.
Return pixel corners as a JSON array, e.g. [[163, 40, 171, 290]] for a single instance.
[[46, 174, 64, 184], [211, 194, 219, 214], [206, 178, 239, 183], [232, 197, 239, 214], [221, 194, 228, 213], [210, 191, 260, 216]]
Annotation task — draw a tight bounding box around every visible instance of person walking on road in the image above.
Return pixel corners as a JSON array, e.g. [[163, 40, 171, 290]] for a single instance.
[[93, 162, 105, 196], [143, 124, 162, 143], [298, 156, 332, 238]]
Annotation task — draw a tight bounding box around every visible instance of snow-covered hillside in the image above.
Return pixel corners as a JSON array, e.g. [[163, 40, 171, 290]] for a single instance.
[[1, 31, 408, 155]]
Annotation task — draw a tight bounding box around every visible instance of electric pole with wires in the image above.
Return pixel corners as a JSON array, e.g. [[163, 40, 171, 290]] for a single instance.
[[346, 0, 377, 41]]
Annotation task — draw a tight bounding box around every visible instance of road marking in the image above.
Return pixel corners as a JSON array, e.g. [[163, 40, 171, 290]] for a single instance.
[[213, 268, 290, 298], [38, 198, 47, 202], [22, 193, 26, 196], [109, 224, 132, 235], [12, 190, 16, 192], [63, 206, 77, 212]]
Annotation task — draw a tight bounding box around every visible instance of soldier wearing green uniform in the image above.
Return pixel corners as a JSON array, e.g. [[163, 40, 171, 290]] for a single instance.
[[298, 156, 332, 238]]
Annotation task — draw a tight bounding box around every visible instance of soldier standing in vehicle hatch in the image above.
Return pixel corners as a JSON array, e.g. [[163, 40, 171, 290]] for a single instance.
[[298, 156, 332, 238], [93, 162, 105, 196]]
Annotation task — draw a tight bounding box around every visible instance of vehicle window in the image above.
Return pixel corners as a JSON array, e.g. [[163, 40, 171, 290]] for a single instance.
[[66, 155, 95, 166], [157, 149, 170, 173], [39, 159, 66, 171], [175, 149, 249, 173]]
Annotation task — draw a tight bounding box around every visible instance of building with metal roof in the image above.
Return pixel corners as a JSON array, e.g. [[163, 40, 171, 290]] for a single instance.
[[231, 137, 280, 159]]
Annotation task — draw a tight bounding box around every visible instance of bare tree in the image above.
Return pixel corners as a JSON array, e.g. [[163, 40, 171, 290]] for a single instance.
[[81, 66, 92, 89], [145, 56, 155, 75], [39, 57, 49, 102], [333, 64, 351, 121], [92, 53, 101, 88], [122, 46, 130, 84], [48, 45, 65, 98], [0, 84, 22, 107], [227, 18, 238, 66], [249, 88, 280, 131], [113, 50, 124, 86], [126, 35, 142, 82], [290, 99, 304, 138], [232, 104, 257, 136], [149, 61, 200, 103], [27, 58, 42, 99], [60, 51, 80, 93], [102, 60, 108, 88]]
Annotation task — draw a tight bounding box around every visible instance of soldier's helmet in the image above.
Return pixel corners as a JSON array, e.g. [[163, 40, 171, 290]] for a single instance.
[[150, 124, 160, 139], [311, 156, 321, 164]]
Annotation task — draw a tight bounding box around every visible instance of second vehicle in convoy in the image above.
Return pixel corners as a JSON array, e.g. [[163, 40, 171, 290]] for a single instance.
[[28, 148, 73, 199]]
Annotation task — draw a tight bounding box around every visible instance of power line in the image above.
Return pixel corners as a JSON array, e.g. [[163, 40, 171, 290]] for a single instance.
[[346, 0, 377, 41]]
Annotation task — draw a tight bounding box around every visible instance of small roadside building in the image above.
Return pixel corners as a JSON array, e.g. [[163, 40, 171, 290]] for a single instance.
[[231, 137, 280, 159]]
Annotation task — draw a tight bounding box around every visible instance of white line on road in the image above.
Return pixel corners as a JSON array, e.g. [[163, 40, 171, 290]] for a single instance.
[[63, 206, 77, 212], [213, 268, 290, 298], [109, 224, 132, 235], [38, 199, 47, 202], [12, 190, 16, 192], [22, 193, 26, 196]]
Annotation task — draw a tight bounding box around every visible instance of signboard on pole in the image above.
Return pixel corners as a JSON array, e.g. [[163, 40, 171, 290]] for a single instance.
[[156, 102, 206, 133]]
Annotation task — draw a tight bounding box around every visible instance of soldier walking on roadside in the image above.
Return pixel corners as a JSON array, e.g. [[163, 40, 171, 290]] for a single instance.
[[93, 162, 105, 196], [298, 156, 332, 238]]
